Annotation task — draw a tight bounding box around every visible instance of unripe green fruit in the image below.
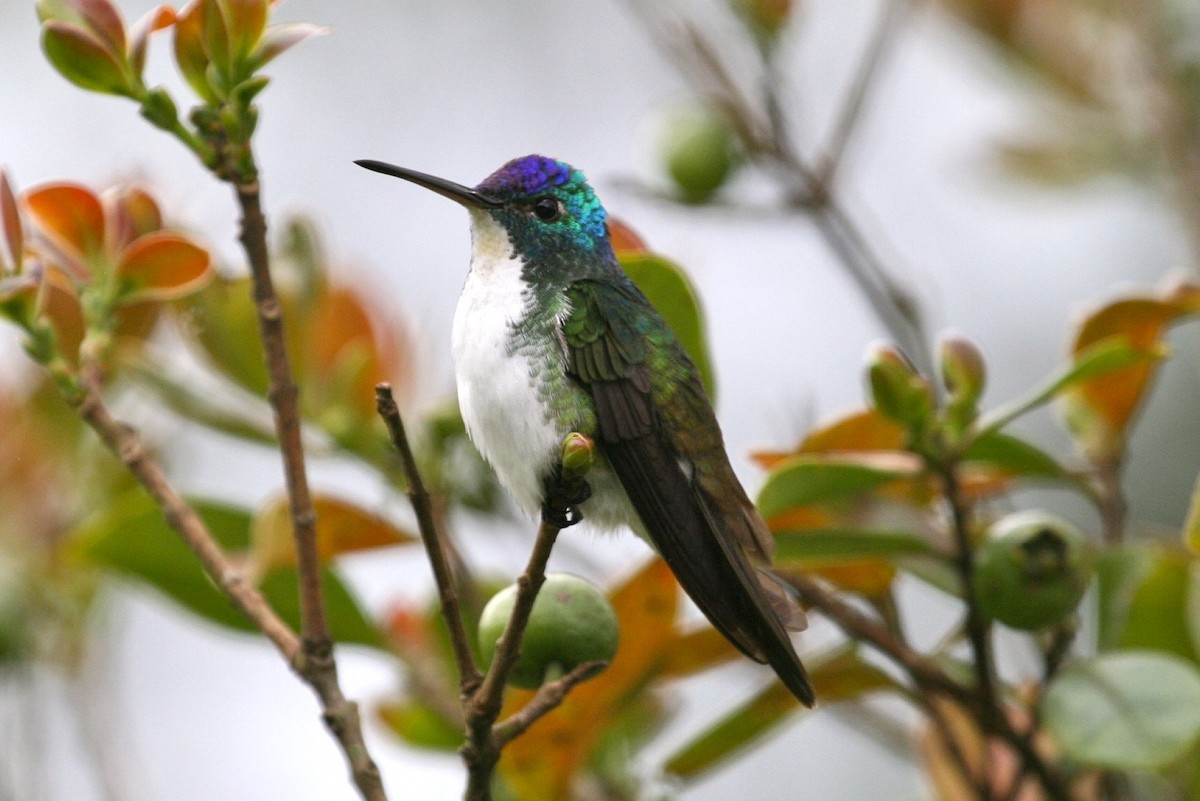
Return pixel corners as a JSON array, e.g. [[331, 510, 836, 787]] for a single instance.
[[661, 104, 739, 202], [478, 573, 619, 689], [974, 511, 1091, 630]]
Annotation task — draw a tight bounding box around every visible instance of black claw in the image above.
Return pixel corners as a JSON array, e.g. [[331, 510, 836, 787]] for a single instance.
[[542, 473, 592, 529]]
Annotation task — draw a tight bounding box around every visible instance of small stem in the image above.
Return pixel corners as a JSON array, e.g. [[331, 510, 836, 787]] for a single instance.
[[233, 179, 328, 647], [492, 660, 607, 748], [375, 385, 482, 692], [940, 462, 1000, 720]]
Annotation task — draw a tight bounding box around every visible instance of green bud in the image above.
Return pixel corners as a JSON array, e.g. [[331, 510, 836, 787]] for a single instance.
[[940, 334, 986, 406], [865, 343, 933, 431], [559, 432, 595, 484], [139, 87, 180, 132], [974, 511, 1092, 630], [478, 573, 618, 689]]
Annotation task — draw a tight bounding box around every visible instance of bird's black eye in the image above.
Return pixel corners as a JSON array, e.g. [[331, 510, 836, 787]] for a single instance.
[[532, 197, 563, 222]]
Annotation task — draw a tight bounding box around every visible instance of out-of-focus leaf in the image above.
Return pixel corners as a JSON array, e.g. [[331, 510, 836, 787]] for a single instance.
[[751, 408, 906, 470], [773, 528, 934, 563], [306, 281, 410, 422], [1059, 285, 1200, 462], [25, 182, 106, 267], [377, 699, 461, 751], [1184, 474, 1200, 557], [38, 0, 127, 52], [116, 232, 211, 301], [106, 185, 162, 250], [619, 252, 714, 399], [1043, 651, 1200, 770], [606, 215, 649, 256], [963, 430, 1068, 479], [36, 266, 84, 365], [665, 647, 896, 781], [252, 493, 414, 575], [41, 21, 133, 96], [73, 491, 383, 647], [978, 336, 1151, 436], [131, 365, 276, 445], [757, 454, 920, 521], [221, 0, 268, 67], [661, 625, 740, 677], [177, 275, 272, 395], [1, 171, 23, 271], [0, 274, 38, 325], [127, 4, 175, 74], [1095, 546, 1154, 652], [249, 22, 326, 70], [499, 559, 678, 800], [172, 0, 215, 101], [1116, 548, 1200, 663]]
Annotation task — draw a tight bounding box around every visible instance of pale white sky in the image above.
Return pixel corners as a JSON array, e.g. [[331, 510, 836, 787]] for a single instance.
[[2, 1, 1196, 799]]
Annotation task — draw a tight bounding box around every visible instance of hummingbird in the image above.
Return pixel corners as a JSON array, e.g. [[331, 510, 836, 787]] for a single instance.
[[356, 154, 815, 706]]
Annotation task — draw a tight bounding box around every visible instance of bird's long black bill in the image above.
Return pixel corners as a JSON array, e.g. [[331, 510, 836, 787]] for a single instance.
[[354, 159, 502, 209]]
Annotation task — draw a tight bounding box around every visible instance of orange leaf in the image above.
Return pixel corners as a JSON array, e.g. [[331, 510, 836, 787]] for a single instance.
[[25, 182, 106, 269], [308, 282, 413, 417], [499, 559, 678, 799], [116, 232, 211, 301], [74, 0, 128, 54], [661, 625, 740, 677], [129, 5, 177, 74], [1061, 283, 1200, 461], [106, 185, 162, 251], [221, 0, 268, 64], [751, 408, 906, 470], [607, 215, 649, 256], [808, 561, 896, 599], [173, 0, 214, 101], [251, 494, 415, 576], [36, 266, 85, 365]]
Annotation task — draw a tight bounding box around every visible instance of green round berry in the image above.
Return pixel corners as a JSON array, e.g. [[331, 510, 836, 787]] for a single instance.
[[974, 511, 1091, 631], [477, 573, 619, 689], [660, 103, 739, 202]]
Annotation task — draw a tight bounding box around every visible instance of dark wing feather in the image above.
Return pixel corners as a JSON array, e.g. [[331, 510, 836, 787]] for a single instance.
[[564, 279, 814, 706]]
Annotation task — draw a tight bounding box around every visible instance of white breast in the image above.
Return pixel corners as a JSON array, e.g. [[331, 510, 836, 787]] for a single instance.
[[451, 211, 642, 534], [451, 212, 563, 516]]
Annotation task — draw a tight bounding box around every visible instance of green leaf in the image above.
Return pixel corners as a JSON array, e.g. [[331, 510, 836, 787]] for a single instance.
[[757, 455, 918, 520], [978, 337, 1151, 436], [962, 430, 1069, 479], [1095, 546, 1154, 652], [1043, 651, 1200, 770], [1117, 548, 1200, 663], [377, 699, 462, 751], [620, 252, 714, 399], [72, 491, 383, 648], [41, 21, 134, 96], [773, 528, 934, 564], [664, 647, 896, 781]]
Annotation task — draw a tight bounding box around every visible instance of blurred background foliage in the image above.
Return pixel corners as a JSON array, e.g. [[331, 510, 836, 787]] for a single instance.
[[5, 0, 1200, 800]]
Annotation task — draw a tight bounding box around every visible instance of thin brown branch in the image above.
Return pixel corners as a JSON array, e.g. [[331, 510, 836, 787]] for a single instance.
[[231, 178, 385, 800], [785, 571, 969, 703], [940, 465, 999, 720], [234, 179, 328, 647], [492, 660, 607, 749], [74, 371, 300, 659], [71, 370, 387, 801], [375, 384, 482, 692], [619, 0, 934, 378]]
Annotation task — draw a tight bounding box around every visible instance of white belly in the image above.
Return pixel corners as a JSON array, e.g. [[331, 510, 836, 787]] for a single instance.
[[451, 212, 640, 532]]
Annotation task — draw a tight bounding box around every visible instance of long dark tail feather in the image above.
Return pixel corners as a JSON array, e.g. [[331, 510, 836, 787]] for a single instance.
[[601, 437, 816, 707]]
